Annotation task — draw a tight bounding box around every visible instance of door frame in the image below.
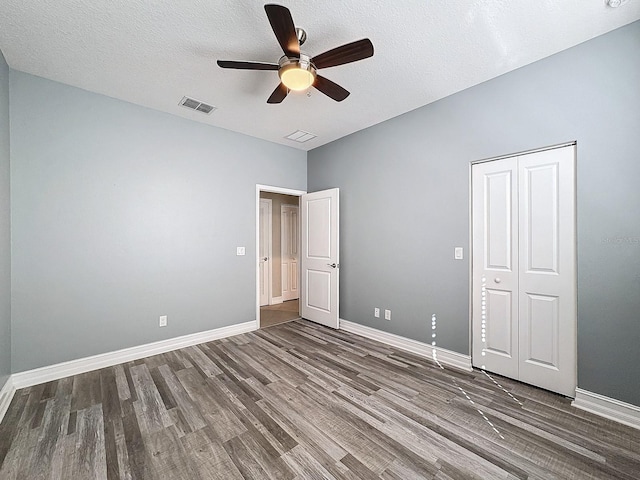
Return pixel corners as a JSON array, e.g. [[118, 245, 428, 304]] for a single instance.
[[256, 184, 306, 327], [468, 141, 577, 383]]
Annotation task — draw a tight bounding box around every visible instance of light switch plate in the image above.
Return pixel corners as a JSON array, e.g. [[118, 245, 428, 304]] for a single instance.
[[454, 247, 463, 260], [236, 247, 245, 256]]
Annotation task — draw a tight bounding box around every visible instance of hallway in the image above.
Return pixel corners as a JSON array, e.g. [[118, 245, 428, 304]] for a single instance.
[[260, 300, 300, 328]]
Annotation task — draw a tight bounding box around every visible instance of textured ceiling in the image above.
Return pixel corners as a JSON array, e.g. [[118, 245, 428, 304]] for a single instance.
[[1, 1, 639, 151]]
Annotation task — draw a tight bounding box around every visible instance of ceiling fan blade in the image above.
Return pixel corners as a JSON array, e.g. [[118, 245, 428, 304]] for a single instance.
[[264, 4, 300, 57], [267, 83, 289, 104], [217, 60, 279, 71], [313, 75, 350, 102], [311, 39, 374, 69]]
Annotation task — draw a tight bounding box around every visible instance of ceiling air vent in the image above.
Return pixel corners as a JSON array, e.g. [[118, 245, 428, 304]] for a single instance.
[[285, 130, 317, 143], [179, 96, 216, 114]]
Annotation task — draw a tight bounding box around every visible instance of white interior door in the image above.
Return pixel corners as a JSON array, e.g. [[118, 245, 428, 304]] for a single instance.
[[281, 204, 299, 302], [517, 147, 576, 397], [472, 145, 576, 397], [301, 188, 339, 329], [259, 199, 272, 307], [472, 157, 520, 380]]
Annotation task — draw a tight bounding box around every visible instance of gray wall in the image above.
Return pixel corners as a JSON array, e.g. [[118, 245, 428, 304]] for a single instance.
[[0, 49, 10, 390], [10, 71, 306, 372], [308, 22, 640, 407]]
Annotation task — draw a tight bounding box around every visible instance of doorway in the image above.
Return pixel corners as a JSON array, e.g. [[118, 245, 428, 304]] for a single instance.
[[257, 185, 305, 328], [256, 185, 341, 330], [471, 143, 577, 397]]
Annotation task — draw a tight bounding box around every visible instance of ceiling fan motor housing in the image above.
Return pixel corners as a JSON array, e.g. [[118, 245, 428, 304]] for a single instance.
[[296, 27, 307, 46]]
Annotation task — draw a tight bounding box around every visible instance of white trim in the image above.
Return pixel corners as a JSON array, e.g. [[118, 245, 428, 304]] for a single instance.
[[256, 184, 306, 197], [0, 376, 16, 424], [468, 161, 474, 358], [572, 388, 640, 430], [339, 319, 472, 372], [270, 296, 283, 305], [11, 320, 258, 389], [470, 141, 577, 166]]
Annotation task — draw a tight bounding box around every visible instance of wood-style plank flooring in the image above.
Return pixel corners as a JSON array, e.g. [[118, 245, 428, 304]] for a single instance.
[[260, 300, 300, 328], [1, 319, 639, 479]]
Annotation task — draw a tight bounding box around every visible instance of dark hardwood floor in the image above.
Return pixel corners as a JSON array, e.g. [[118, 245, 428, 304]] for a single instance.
[[1, 319, 639, 479]]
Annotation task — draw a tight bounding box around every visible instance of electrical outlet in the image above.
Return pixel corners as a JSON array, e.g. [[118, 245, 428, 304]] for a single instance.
[[374, 307, 380, 318], [384, 309, 391, 321], [159, 315, 168, 327]]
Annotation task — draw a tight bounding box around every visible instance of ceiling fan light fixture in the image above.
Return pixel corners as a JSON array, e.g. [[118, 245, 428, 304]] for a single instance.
[[279, 55, 316, 91], [218, 5, 373, 103], [280, 66, 315, 91]]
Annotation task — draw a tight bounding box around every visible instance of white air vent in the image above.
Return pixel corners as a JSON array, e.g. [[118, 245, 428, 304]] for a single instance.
[[285, 130, 317, 143], [179, 96, 216, 114]]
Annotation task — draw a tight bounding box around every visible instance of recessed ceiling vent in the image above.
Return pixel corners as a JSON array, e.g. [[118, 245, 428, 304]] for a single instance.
[[285, 130, 317, 143], [179, 96, 216, 114]]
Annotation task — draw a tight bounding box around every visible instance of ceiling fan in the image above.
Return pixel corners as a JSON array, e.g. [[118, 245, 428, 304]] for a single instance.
[[217, 4, 374, 104]]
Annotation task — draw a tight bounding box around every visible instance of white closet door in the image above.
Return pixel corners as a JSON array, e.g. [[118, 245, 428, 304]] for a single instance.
[[472, 157, 519, 379], [472, 145, 576, 398], [517, 147, 576, 397]]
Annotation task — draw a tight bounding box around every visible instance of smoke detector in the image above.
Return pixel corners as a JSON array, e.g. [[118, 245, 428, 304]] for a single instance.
[[607, 0, 630, 8]]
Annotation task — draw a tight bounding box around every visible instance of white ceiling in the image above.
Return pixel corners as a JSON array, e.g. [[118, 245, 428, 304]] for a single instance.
[[1, 1, 639, 151]]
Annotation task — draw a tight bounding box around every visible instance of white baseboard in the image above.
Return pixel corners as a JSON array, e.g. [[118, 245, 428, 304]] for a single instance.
[[270, 296, 283, 305], [0, 376, 16, 424], [339, 319, 472, 372], [11, 320, 258, 390], [572, 388, 640, 430]]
